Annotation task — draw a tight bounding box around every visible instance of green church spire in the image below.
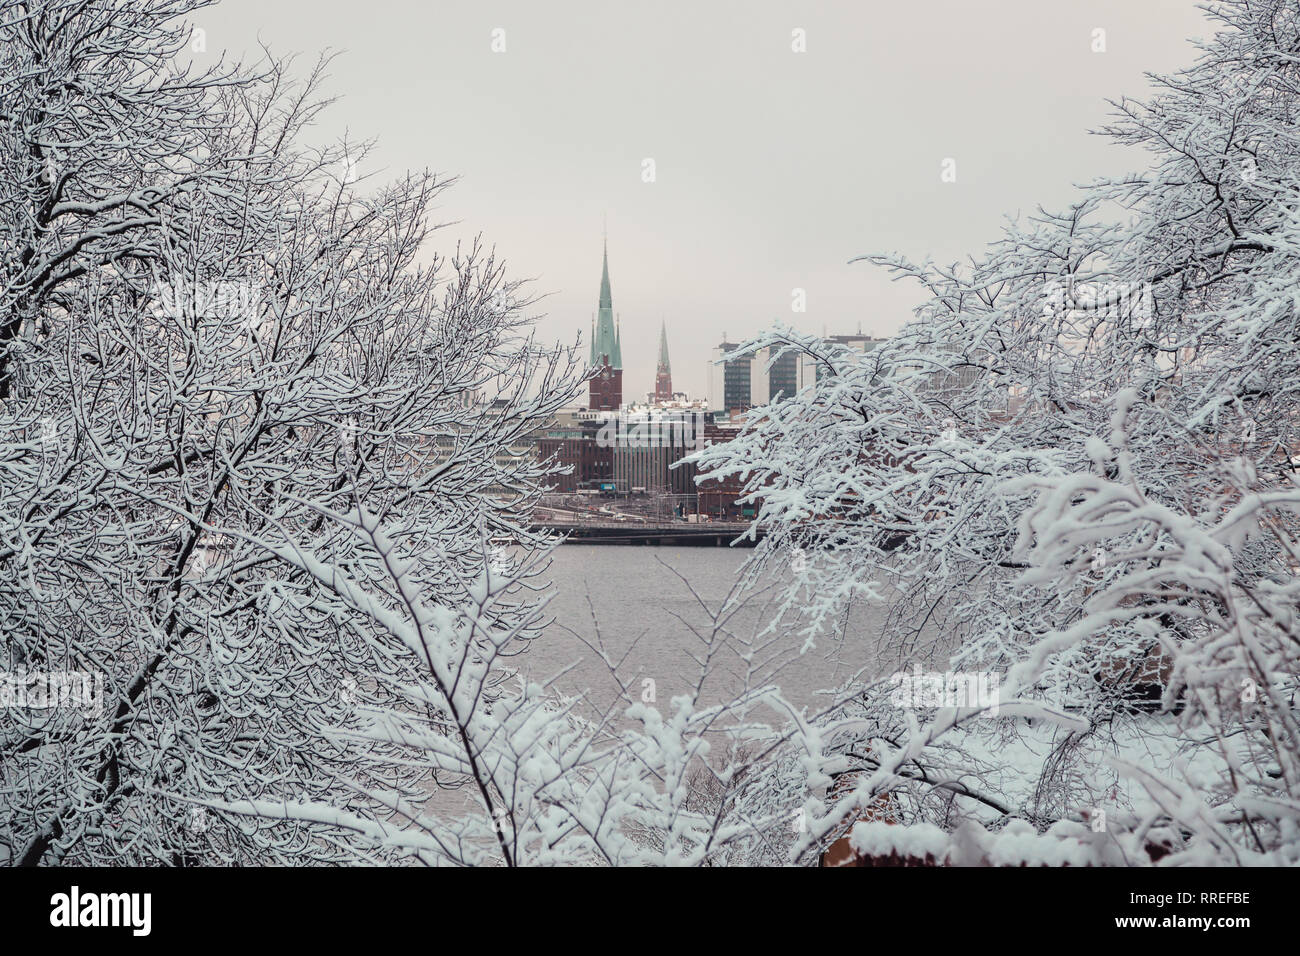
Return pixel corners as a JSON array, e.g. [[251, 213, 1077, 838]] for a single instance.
[[592, 239, 621, 369], [657, 319, 670, 373]]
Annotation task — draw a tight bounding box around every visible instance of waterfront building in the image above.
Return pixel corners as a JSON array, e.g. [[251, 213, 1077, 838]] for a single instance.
[[694, 419, 749, 519], [710, 330, 887, 417], [606, 406, 706, 496], [535, 409, 615, 493], [710, 339, 766, 417]]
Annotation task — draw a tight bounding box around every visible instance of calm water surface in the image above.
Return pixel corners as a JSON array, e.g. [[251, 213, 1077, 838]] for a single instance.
[[521, 544, 891, 719], [429, 543, 896, 824]]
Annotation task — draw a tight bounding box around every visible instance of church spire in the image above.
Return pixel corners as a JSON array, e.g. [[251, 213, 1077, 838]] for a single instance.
[[592, 238, 621, 370], [599, 240, 612, 315], [588, 234, 624, 411], [653, 318, 673, 402]]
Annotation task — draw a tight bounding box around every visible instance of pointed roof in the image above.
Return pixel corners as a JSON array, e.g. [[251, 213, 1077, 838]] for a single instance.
[[599, 243, 612, 311], [592, 239, 621, 368], [656, 320, 670, 373]]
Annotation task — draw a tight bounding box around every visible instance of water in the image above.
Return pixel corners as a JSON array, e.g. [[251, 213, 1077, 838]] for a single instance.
[[425, 543, 896, 836], [521, 544, 891, 720]]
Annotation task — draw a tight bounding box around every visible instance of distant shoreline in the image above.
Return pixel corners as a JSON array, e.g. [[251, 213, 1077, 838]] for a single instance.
[[534, 523, 762, 547]]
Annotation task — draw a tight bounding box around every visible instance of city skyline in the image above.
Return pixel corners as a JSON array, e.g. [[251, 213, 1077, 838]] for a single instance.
[[208, 0, 1210, 398]]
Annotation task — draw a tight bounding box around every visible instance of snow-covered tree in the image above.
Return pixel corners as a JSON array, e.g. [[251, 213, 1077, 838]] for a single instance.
[[184, 512, 824, 865], [1, 0, 825, 869], [694, 0, 1300, 864], [0, 0, 589, 865]]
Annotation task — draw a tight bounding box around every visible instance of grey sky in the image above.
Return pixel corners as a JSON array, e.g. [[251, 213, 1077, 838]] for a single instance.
[[208, 0, 1209, 400]]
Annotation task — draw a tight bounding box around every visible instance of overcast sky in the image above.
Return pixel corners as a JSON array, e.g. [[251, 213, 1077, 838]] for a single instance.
[[206, 0, 1210, 400]]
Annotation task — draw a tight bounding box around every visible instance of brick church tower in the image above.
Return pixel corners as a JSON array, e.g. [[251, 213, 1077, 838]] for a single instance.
[[653, 320, 673, 402], [588, 239, 623, 410]]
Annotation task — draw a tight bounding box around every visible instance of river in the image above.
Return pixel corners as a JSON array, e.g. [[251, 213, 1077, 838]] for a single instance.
[[519, 543, 893, 721], [423, 542, 900, 840]]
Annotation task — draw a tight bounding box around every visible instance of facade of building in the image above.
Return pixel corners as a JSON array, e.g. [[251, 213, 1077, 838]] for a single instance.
[[534, 405, 710, 497], [606, 407, 706, 495], [529, 401, 763, 517], [767, 347, 799, 403], [588, 242, 623, 411], [711, 340, 767, 417], [534, 409, 615, 493], [695, 420, 749, 519], [711, 331, 888, 416]]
